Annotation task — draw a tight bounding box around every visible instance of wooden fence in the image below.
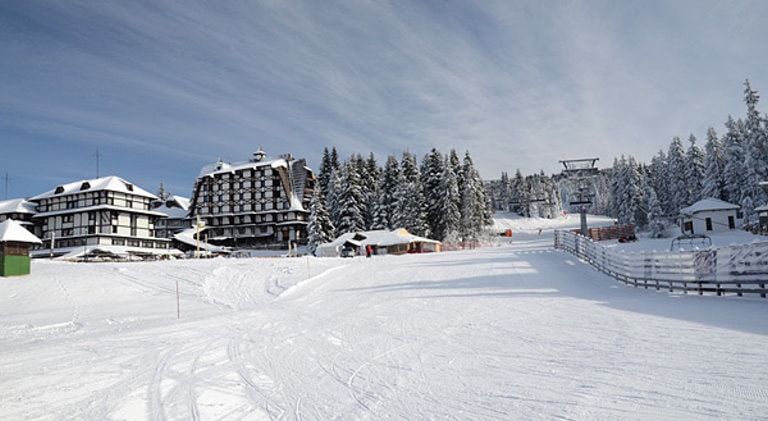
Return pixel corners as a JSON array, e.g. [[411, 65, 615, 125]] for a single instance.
[[554, 230, 768, 298], [571, 224, 635, 242]]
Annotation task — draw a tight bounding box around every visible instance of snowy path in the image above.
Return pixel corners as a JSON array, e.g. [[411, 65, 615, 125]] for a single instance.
[[2, 234, 768, 420]]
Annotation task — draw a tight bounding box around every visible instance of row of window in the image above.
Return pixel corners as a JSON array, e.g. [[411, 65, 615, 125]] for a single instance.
[[199, 178, 275, 191], [37, 237, 169, 249], [196, 200, 293, 214], [36, 194, 151, 212], [200, 188, 282, 203]]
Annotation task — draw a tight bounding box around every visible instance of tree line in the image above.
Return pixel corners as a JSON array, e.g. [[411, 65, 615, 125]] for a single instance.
[[489, 80, 768, 236], [306, 148, 494, 254]]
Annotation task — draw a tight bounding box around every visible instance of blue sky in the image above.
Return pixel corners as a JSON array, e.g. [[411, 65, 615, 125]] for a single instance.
[[2, 0, 767, 200]]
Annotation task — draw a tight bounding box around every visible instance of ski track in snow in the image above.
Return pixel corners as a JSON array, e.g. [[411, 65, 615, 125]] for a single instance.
[[2, 217, 768, 420]]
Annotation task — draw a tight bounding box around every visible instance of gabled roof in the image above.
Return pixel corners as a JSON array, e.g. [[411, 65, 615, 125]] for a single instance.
[[325, 228, 441, 249], [0, 219, 42, 243], [29, 176, 157, 201], [152, 195, 191, 218], [0, 198, 37, 215], [680, 198, 740, 216], [197, 155, 289, 179]]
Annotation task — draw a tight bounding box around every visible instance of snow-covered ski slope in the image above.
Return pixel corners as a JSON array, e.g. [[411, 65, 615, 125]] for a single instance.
[[2, 214, 768, 420]]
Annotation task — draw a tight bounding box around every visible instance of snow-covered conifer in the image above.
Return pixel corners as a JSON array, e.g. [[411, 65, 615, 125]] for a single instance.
[[722, 116, 746, 205], [396, 151, 429, 236], [420, 149, 444, 239], [702, 127, 726, 200], [306, 186, 335, 255], [334, 160, 366, 235], [440, 153, 461, 244], [667, 136, 688, 211], [685, 134, 705, 205]]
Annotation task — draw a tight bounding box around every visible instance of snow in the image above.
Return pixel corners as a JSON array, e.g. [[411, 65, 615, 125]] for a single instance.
[[680, 198, 740, 215], [28, 175, 156, 201], [2, 214, 768, 419], [0, 198, 37, 215], [0, 219, 42, 243]]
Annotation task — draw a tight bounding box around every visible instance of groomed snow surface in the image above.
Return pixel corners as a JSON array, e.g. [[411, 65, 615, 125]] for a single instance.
[[2, 214, 768, 420]]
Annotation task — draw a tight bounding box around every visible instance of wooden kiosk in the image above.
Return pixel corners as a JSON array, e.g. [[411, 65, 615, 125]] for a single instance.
[[0, 219, 42, 277]]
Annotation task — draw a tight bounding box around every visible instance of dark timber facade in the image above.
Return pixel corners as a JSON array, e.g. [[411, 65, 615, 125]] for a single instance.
[[189, 150, 314, 248]]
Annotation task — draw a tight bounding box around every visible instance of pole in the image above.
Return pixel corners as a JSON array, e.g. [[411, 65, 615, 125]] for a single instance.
[[94, 147, 102, 178], [176, 279, 180, 319]]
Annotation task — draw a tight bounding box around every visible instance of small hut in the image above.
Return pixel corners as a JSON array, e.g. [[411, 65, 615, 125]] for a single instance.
[[0, 219, 42, 277]]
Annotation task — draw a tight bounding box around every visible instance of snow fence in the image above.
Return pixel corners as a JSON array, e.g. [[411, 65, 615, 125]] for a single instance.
[[554, 230, 768, 298]]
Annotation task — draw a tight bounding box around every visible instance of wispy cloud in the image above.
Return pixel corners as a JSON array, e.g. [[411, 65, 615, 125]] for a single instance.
[[1, 0, 767, 197]]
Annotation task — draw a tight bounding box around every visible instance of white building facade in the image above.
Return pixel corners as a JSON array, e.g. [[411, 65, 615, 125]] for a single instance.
[[680, 198, 740, 235], [28, 176, 171, 257], [189, 149, 314, 248]]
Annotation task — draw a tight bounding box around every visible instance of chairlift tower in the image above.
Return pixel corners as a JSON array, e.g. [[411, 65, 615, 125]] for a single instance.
[[559, 158, 599, 236]]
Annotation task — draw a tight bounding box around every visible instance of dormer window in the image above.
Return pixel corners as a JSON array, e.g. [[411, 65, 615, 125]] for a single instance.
[[80, 182, 91, 191], [54, 186, 64, 194], [125, 183, 134, 192]]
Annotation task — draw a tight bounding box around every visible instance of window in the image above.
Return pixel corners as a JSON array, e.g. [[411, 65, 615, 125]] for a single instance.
[[684, 221, 693, 234], [705, 218, 713, 231], [130, 214, 138, 236], [728, 216, 736, 229]]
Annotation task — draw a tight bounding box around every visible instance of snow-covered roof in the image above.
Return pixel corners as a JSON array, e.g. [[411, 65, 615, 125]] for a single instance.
[[0, 219, 42, 244], [173, 228, 231, 254], [197, 155, 288, 179], [0, 198, 37, 215], [325, 228, 441, 249], [152, 195, 191, 219], [32, 245, 184, 260], [29, 176, 157, 201], [680, 198, 740, 216]]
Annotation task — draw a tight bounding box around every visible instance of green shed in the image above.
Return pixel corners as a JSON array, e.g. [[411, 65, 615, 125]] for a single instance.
[[0, 219, 42, 277]]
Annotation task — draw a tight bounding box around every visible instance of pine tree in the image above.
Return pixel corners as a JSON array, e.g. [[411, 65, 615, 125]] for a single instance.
[[459, 151, 490, 242], [723, 115, 747, 205], [667, 136, 688, 211], [511, 169, 526, 215], [499, 172, 511, 212], [649, 150, 671, 216], [318, 147, 341, 199], [374, 155, 401, 230], [702, 127, 726, 200], [440, 154, 461, 244], [743, 79, 768, 206], [396, 151, 429, 236], [334, 160, 366, 235], [363, 153, 382, 230], [685, 134, 705, 204], [326, 167, 342, 237], [420, 149, 444, 239], [306, 186, 335, 255], [640, 168, 665, 236]]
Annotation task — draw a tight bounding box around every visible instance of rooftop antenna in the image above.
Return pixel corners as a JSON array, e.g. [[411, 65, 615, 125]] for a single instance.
[[93, 147, 102, 178], [559, 158, 600, 236]]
